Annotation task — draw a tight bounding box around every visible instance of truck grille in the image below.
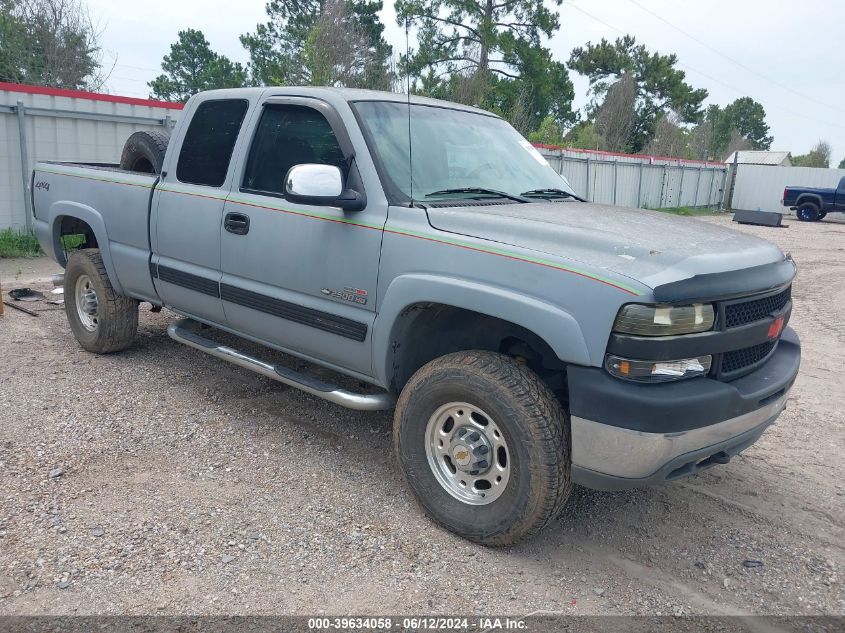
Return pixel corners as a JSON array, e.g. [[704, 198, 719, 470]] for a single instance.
[[721, 340, 778, 374], [724, 287, 791, 328]]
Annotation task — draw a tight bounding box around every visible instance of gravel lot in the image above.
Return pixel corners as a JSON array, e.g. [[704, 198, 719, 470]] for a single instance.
[[0, 214, 842, 617]]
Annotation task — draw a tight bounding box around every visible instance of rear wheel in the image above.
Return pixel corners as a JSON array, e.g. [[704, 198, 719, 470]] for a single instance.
[[796, 202, 821, 221], [119, 130, 169, 174], [64, 249, 138, 353], [394, 351, 571, 545]]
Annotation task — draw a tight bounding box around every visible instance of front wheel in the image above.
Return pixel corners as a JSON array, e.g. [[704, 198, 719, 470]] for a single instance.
[[64, 249, 139, 353], [393, 351, 571, 545]]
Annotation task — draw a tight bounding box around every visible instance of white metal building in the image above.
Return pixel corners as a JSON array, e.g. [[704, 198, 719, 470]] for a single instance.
[[730, 164, 845, 213], [1, 82, 181, 231]]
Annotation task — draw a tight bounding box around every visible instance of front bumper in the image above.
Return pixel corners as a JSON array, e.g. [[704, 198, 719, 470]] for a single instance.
[[568, 327, 800, 490]]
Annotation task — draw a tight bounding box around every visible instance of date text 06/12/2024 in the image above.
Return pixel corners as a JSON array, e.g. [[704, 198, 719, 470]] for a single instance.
[[307, 617, 528, 630]]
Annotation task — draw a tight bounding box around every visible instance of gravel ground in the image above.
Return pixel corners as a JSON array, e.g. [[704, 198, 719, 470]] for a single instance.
[[0, 214, 842, 617]]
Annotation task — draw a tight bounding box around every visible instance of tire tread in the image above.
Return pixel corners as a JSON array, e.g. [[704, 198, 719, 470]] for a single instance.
[[64, 249, 138, 353], [394, 350, 570, 545]]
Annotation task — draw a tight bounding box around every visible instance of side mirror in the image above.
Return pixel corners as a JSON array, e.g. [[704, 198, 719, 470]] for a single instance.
[[284, 164, 365, 211]]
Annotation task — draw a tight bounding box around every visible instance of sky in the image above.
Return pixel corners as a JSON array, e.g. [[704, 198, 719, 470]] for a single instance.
[[88, 0, 845, 162]]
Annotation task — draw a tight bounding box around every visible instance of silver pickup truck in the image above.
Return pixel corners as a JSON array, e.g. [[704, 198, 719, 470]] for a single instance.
[[32, 87, 800, 544]]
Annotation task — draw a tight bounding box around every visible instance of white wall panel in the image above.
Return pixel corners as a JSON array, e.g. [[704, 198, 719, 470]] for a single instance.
[[538, 147, 726, 210], [731, 164, 845, 213], [1, 86, 179, 230]]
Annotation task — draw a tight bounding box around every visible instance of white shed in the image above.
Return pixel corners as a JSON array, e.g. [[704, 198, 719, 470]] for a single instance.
[[724, 151, 792, 167]]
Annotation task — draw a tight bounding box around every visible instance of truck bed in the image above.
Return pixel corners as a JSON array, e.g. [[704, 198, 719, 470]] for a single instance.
[[32, 161, 160, 302]]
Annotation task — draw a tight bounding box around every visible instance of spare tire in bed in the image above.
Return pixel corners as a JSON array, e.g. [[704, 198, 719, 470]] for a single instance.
[[119, 130, 169, 174]]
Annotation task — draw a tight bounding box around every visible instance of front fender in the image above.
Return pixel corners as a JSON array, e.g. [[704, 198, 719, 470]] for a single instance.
[[372, 273, 591, 386], [45, 201, 124, 295]]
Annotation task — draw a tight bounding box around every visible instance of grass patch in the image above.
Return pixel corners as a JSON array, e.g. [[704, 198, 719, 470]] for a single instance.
[[62, 234, 86, 249], [0, 228, 41, 258], [651, 206, 723, 217], [0, 230, 87, 258]]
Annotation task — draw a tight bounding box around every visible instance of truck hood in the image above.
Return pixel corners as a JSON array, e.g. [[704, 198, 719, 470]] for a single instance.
[[425, 201, 787, 290]]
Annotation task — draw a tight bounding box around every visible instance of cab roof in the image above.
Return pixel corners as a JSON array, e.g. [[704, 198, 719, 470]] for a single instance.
[[193, 86, 496, 117]]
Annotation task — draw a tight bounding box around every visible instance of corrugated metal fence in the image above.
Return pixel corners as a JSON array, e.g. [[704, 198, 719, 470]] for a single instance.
[[729, 163, 845, 213], [1, 82, 180, 231], [537, 146, 728, 209]]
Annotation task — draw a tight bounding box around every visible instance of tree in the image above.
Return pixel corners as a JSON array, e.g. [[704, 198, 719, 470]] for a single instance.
[[149, 29, 247, 102], [483, 47, 575, 134], [568, 35, 708, 152], [561, 121, 604, 151], [0, 0, 105, 90], [643, 113, 688, 158], [839, 156, 845, 170], [528, 115, 564, 145], [397, 0, 560, 86], [722, 129, 753, 159], [303, 0, 392, 89], [240, 0, 392, 89], [687, 116, 714, 160], [396, 0, 575, 132], [793, 140, 832, 168], [593, 72, 637, 152], [710, 97, 772, 157]]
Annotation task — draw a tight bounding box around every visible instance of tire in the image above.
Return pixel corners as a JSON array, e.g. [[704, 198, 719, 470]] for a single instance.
[[818, 212, 827, 220], [119, 130, 169, 174], [796, 202, 821, 222], [64, 249, 139, 353], [393, 350, 571, 545]]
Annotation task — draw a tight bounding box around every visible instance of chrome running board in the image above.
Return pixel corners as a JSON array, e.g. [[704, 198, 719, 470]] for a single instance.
[[167, 318, 395, 411]]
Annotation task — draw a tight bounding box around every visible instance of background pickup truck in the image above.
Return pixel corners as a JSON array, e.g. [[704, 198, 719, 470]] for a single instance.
[[32, 87, 800, 545], [782, 176, 845, 221]]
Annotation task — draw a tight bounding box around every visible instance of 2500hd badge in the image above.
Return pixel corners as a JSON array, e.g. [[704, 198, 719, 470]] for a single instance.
[[321, 286, 369, 305]]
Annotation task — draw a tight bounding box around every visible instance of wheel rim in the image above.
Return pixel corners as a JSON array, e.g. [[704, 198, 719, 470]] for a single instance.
[[74, 274, 99, 332], [424, 402, 511, 505]]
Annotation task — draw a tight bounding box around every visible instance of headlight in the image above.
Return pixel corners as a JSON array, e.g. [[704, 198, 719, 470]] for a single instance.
[[613, 303, 714, 336], [605, 354, 712, 382]]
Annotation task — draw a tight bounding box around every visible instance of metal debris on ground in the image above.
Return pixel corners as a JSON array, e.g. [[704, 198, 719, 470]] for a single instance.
[[9, 287, 45, 301], [3, 301, 39, 316]]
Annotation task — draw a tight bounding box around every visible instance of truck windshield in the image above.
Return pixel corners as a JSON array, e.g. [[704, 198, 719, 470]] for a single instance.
[[353, 101, 577, 203]]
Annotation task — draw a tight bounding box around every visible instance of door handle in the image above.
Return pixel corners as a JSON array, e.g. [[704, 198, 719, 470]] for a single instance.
[[224, 212, 250, 235]]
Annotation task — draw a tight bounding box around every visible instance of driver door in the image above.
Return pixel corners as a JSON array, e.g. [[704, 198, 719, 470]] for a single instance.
[[219, 98, 385, 376]]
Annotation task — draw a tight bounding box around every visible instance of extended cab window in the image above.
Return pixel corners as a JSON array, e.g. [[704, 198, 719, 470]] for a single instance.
[[176, 99, 248, 187], [242, 104, 346, 196]]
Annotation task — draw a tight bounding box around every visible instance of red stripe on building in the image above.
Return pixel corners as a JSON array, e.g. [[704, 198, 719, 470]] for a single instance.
[[0, 81, 184, 110], [532, 142, 722, 167]]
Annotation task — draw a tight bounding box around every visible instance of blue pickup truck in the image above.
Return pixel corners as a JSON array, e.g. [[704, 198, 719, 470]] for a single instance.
[[782, 175, 845, 221]]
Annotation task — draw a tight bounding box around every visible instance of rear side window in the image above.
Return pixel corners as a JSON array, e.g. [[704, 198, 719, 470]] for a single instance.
[[242, 104, 346, 196], [176, 99, 248, 187]]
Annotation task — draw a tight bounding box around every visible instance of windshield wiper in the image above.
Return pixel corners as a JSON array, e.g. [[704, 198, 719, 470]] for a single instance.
[[520, 188, 585, 202], [425, 187, 529, 203]]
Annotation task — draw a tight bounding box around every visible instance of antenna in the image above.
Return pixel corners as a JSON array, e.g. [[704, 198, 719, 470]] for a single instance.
[[405, 17, 414, 207]]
